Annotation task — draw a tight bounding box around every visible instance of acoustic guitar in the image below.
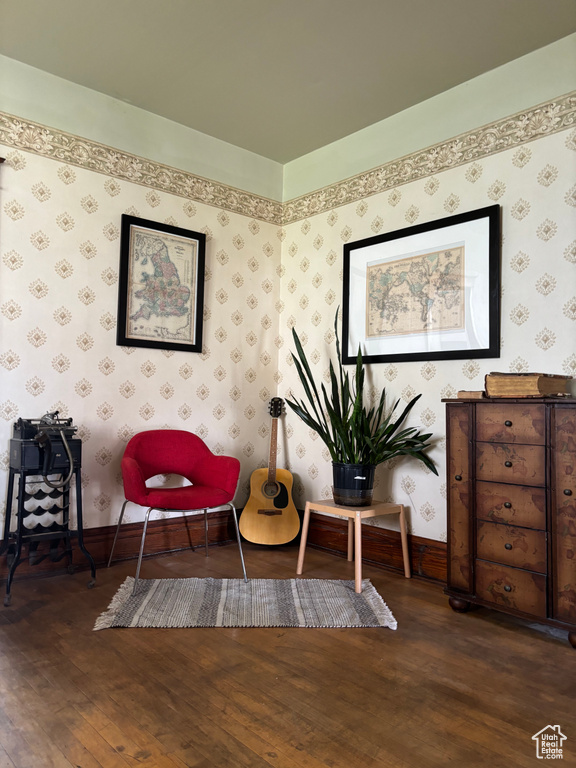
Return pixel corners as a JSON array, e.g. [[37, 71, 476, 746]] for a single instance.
[[239, 397, 300, 545]]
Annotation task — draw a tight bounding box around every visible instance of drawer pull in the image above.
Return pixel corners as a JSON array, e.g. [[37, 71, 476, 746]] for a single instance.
[[564, 489, 573, 496], [504, 502, 512, 508], [455, 475, 462, 481], [504, 420, 512, 427], [504, 461, 512, 468], [504, 585, 512, 592], [504, 543, 512, 550]]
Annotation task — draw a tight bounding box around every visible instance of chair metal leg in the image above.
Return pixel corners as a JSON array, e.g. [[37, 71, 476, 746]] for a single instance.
[[132, 507, 154, 594], [107, 499, 129, 567], [228, 503, 247, 582], [204, 509, 209, 556]]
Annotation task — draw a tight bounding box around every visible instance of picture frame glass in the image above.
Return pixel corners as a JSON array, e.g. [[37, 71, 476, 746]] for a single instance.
[[343, 205, 500, 364], [117, 215, 206, 353]]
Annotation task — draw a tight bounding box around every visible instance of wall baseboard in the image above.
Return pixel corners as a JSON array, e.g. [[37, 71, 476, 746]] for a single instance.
[[0, 508, 447, 586], [306, 512, 447, 584], [0, 509, 237, 585]]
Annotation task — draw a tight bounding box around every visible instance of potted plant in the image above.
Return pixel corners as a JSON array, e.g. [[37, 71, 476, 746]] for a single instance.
[[286, 313, 438, 506]]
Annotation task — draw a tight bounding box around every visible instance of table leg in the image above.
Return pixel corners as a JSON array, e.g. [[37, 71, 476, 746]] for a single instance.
[[354, 512, 362, 593], [347, 518, 354, 561], [0, 470, 15, 558], [5, 472, 26, 606], [296, 502, 311, 575], [399, 505, 411, 578], [75, 470, 96, 583]]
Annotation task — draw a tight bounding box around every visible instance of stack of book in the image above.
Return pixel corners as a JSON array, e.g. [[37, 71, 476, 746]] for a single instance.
[[484, 372, 572, 398]]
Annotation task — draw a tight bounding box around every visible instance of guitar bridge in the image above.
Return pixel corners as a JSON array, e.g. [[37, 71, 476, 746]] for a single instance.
[[258, 509, 282, 516]]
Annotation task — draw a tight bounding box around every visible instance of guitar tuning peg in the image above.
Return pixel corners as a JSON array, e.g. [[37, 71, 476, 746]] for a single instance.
[[269, 397, 284, 417]]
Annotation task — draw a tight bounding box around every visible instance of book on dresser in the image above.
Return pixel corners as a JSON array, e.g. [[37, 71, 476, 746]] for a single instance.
[[484, 372, 572, 398], [456, 390, 486, 399], [444, 397, 576, 648]]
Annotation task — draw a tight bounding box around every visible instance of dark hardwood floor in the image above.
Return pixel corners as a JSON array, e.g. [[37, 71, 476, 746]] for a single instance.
[[0, 543, 573, 768]]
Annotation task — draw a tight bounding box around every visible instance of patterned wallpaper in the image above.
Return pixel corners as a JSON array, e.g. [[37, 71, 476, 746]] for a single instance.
[[0, 144, 281, 530], [281, 126, 576, 541], [0, 94, 575, 543]]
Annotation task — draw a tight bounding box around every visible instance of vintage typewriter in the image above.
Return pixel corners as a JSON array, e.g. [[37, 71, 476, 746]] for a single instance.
[[11, 411, 80, 485]]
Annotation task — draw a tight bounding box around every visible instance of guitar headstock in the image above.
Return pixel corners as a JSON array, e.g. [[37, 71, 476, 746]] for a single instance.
[[269, 397, 284, 418]]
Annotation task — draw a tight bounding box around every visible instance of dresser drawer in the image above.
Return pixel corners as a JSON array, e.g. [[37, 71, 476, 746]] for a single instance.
[[476, 443, 545, 486], [475, 560, 547, 618], [475, 481, 546, 528], [476, 403, 545, 445], [477, 520, 546, 573]]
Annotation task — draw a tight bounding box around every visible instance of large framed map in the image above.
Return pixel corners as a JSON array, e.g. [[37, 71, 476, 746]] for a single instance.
[[342, 205, 500, 364], [117, 215, 205, 353]]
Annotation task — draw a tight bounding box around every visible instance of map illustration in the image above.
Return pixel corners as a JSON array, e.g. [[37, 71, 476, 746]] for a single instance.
[[366, 245, 465, 338], [127, 227, 197, 344]]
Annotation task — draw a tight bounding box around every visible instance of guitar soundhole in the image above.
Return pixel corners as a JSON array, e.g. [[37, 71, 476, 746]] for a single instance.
[[262, 481, 280, 499]]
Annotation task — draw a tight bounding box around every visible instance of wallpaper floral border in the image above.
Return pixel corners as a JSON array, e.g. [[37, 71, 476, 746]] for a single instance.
[[284, 93, 576, 223], [1, 92, 575, 224], [0, 113, 283, 225]]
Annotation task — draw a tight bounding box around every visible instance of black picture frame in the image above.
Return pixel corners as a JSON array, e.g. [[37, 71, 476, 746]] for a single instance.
[[342, 204, 501, 364], [117, 215, 206, 353]]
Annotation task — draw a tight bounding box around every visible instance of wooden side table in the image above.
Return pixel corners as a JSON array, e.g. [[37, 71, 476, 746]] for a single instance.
[[296, 499, 411, 593]]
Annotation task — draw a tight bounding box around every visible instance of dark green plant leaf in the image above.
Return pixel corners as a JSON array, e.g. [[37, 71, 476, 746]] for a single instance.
[[286, 310, 437, 472]]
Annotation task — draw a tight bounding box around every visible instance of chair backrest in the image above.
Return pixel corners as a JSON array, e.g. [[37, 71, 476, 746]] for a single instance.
[[123, 430, 238, 492]]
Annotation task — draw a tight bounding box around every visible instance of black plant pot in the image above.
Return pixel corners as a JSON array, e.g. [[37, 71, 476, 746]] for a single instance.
[[332, 462, 376, 507]]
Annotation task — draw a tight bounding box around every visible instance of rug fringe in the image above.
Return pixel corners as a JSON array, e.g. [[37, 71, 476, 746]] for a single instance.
[[93, 576, 135, 631], [360, 579, 397, 630]]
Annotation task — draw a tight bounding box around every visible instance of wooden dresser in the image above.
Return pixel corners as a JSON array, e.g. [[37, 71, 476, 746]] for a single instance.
[[445, 397, 576, 648]]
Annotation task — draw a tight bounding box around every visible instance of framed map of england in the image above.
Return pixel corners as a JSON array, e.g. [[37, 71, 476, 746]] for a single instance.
[[117, 215, 205, 353], [342, 205, 500, 364]]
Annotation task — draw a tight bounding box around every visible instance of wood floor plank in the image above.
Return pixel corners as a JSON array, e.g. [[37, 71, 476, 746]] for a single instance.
[[0, 543, 574, 768], [0, 744, 16, 768], [56, 658, 199, 767], [0, 698, 74, 768], [55, 639, 238, 768], [51, 662, 191, 768], [0, 665, 120, 768], [156, 618, 438, 765], [106, 630, 370, 768]]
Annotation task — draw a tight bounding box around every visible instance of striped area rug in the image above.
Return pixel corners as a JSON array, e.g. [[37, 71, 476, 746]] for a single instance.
[[94, 577, 397, 630]]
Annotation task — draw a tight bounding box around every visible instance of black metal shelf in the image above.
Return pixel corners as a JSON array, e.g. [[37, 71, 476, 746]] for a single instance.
[[1, 438, 96, 605]]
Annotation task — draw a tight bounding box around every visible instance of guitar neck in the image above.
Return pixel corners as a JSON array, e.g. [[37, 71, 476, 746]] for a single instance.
[[268, 417, 278, 483]]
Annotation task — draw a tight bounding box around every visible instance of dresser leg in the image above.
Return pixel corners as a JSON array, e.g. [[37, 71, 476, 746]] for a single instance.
[[449, 597, 471, 613], [568, 632, 576, 650]]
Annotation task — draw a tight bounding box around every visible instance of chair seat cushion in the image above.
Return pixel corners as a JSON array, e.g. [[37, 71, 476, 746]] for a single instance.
[[142, 484, 233, 511]]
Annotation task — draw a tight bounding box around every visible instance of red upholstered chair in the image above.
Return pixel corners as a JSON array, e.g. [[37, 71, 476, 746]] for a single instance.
[[107, 430, 247, 591]]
